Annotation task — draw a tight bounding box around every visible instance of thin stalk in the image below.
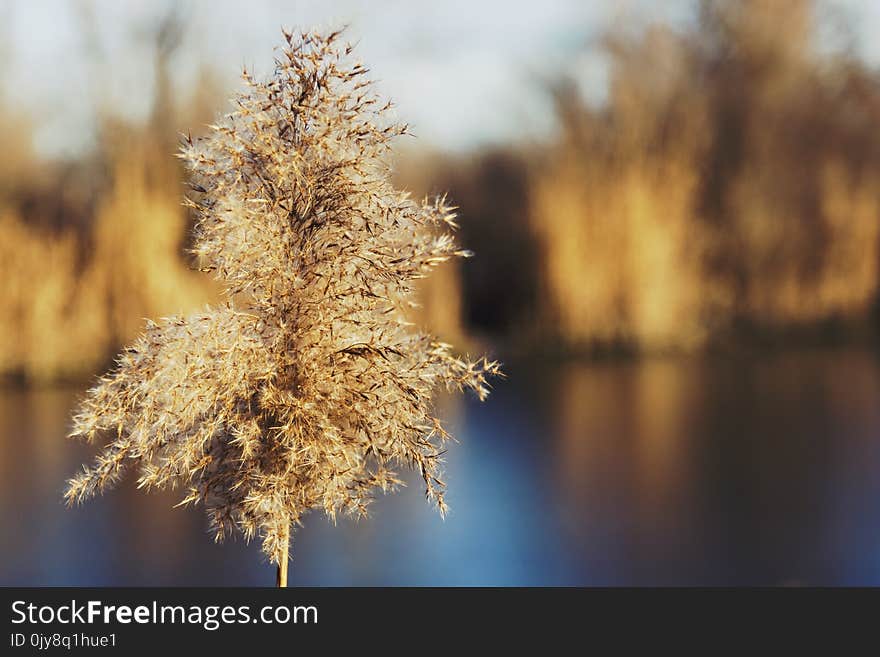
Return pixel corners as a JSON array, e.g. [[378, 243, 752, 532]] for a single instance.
[[276, 524, 290, 587]]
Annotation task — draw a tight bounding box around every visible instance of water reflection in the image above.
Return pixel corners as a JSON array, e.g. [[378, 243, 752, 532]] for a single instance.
[[552, 359, 702, 584], [2, 348, 880, 585]]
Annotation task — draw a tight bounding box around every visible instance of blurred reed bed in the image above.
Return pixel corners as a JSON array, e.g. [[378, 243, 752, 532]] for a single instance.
[[0, 110, 228, 382], [397, 3, 880, 356], [4, 0, 880, 384], [528, 0, 880, 352], [0, 20, 221, 384]]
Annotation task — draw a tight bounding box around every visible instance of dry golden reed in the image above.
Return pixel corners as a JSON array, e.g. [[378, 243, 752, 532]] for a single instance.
[[65, 28, 500, 568]]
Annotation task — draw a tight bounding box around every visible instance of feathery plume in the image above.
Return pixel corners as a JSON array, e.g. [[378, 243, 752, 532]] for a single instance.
[[65, 27, 501, 576]]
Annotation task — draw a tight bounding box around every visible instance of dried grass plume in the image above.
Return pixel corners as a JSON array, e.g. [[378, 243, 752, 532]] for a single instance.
[[65, 28, 501, 567]]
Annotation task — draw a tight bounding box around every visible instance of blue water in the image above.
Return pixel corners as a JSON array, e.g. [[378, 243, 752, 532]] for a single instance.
[[3, 348, 880, 585]]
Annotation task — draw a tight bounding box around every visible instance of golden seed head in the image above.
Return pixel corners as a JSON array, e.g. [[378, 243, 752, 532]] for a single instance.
[[65, 27, 500, 566]]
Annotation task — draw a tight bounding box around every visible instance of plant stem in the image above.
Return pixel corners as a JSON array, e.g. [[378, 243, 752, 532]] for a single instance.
[[276, 524, 289, 587]]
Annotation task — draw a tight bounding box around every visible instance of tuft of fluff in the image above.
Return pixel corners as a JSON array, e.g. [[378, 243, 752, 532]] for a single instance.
[[65, 28, 501, 565]]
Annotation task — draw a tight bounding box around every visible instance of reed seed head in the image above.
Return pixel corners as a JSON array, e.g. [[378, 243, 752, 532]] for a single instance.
[[65, 27, 501, 565]]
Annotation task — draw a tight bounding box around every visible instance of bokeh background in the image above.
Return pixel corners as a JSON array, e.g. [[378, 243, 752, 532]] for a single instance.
[[4, 0, 880, 585]]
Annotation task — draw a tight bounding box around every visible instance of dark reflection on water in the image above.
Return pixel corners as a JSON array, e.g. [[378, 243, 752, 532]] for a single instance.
[[3, 348, 880, 585]]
